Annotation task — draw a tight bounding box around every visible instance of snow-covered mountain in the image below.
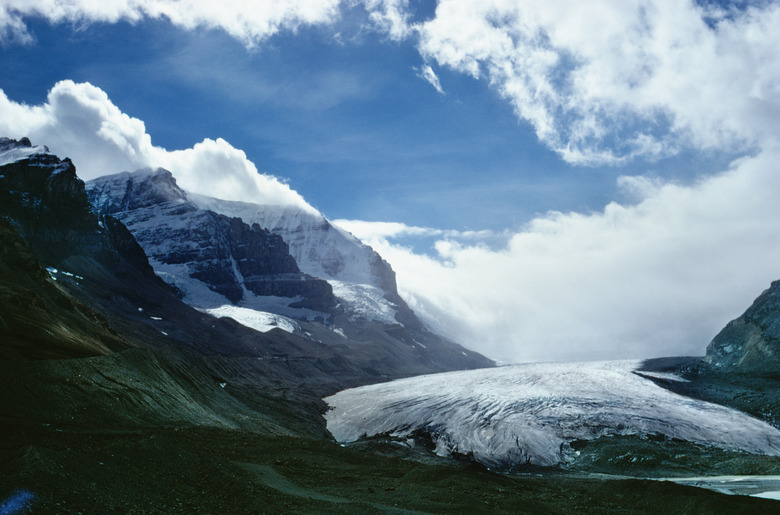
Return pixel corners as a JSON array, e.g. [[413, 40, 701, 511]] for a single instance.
[[87, 169, 335, 321], [87, 168, 416, 327], [86, 167, 493, 373], [189, 194, 411, 326], [324, 360, 780, 469]]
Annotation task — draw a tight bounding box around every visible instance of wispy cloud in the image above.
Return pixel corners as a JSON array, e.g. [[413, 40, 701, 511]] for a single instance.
[[0, 80, 316, 212], [333, 219, 497, 241], [0, 0, 342, 47], [413, 1, 780, 165], [416, 64, 444, 94]]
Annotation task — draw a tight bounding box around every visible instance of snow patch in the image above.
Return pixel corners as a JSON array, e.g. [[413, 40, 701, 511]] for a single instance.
[[0, 145, 49, 167], [189, 194, 388, 289], [203, 305, 300, 334], [330, 280, 397, 324]]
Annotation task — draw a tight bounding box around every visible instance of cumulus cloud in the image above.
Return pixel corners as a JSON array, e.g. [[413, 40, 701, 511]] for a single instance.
[[0, 81, 316, 211], [357, 151, 780, 363]]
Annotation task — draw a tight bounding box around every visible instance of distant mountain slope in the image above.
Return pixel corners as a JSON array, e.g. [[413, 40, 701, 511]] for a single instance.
[[87, 168, 335, 313], [188, 192, 420, 327], [87, 168, 492, 373], [0, 137, 489, 427], [705, 280, 780, 373]]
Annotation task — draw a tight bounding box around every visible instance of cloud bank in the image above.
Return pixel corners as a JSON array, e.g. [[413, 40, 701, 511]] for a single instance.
[[347, 152, 780, 363], [0, 81, 316, 212]]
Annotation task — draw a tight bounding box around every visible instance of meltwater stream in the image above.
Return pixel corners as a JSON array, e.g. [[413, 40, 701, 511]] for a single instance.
[[324, 360, 780, 468]]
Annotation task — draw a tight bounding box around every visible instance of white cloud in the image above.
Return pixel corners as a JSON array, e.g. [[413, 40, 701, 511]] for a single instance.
[[416, 64, 445, 94], [5, 2, 779, 165], [361, 0, 413, 40], [0, 80, 316, 211], [413, 0, 780, 165], [360, 150, 780, 363], [333, 219, 498, 242], [0, 0, 342, 47]]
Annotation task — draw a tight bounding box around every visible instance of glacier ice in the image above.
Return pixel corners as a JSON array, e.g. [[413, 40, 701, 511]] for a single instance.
[[324, 360, 780, 468]]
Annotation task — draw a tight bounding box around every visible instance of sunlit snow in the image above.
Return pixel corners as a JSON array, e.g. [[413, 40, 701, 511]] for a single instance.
[[330, 281, 397, 325], [0, 144, 49, 167], [190, 193, 399, 323], [324, 360, 780, 468], [202, 305, 299, 334]]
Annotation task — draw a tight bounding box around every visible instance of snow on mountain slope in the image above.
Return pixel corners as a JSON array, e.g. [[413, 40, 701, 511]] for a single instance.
[[0, 137, 50, 167], [324, 360, 780, 468], [87, 169, 336, 329], [190, 193, 402, 324], [87, 168, 408, 327], [202, 305, 300, 334]]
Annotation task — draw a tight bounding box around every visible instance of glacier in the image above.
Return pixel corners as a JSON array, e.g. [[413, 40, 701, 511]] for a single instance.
[[324, 360, 780, 469]]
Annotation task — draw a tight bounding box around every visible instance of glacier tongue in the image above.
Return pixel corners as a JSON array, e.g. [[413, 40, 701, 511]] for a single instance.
[[324, 360, 780, 468]]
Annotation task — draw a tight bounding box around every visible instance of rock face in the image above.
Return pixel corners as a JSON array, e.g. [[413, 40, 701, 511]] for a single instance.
[[87, 169, 335, 312], [0, 138, 152, 274], [189, 194, 421, 327], [705, 280, 780, 372]]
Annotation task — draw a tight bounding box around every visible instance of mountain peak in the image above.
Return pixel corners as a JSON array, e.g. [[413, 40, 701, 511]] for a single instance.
[[89, 167, 191, 213], [0, 137, 51, 167]]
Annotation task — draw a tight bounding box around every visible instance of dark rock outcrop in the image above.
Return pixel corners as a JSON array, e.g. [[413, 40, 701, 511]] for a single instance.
[[705, 280, 780, 373], [0, 139, 154, 277]]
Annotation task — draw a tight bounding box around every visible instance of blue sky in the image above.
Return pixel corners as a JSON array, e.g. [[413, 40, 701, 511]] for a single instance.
[[0, 10, 732, 232], [2, 1, 780, 362]]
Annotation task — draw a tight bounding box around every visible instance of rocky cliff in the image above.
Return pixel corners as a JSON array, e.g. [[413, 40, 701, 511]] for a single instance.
[[705, 280, 780, 373]]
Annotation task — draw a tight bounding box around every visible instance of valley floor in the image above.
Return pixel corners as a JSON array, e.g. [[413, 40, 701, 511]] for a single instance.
[[1, 421, 777, 514]]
